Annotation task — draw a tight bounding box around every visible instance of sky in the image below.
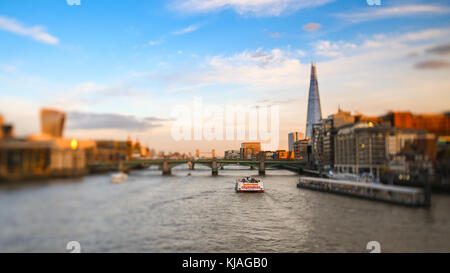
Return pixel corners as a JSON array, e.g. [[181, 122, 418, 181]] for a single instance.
[[0, 0, 449, 154]]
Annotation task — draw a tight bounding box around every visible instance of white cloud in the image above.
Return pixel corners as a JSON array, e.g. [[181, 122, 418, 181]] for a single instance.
[[314, 40, 356, 57], [270, 32, 282, 38], [43, 82, 146, 112], [399, 28, 449, 42], [295, 49, 306, 57], [0, 16, 59, 45], [67, 111, 166, 131], [0, 64, 16, 73], [136, 47, 309, 91], [0, 96, 40, 136], [148, 40, 163, 46], [172, 24, 199, 35], [314, 28, 450, 57], [135, 27, 450, 116], [174, 0, 334, 16], [205, 52, 305, 89], [339, 4, 450, 23], [302, 22, 321, 32], [360, 28, 450, 51]]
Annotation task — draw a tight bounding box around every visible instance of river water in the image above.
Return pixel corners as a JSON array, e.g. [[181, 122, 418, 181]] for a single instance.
[[0, 165, 449, 253]]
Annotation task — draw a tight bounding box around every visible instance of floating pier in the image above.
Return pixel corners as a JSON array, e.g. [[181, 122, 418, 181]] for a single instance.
[[297, 176, 428, 207]]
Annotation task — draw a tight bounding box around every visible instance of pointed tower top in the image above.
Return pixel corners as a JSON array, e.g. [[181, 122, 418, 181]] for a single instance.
[[305, 62, 322, 139]]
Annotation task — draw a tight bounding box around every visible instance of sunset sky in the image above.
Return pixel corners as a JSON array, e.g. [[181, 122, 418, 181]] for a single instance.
[[1, 0, 449, 154]]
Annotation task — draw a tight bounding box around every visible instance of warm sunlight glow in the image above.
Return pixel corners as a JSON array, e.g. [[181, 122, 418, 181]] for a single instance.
[[70, 138, 79, 150]]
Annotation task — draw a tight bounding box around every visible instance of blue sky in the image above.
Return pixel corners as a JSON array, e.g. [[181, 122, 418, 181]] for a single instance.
[[1, 0, 450, 153]]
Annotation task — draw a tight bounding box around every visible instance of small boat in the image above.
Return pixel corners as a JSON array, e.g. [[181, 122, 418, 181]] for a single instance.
[[235, 176, 264, 193], [111, 172, 128, 183]]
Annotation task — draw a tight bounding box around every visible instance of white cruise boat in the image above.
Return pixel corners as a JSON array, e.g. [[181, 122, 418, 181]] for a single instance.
[[111, 172, 128, 183], [235, 177, 264, 193]]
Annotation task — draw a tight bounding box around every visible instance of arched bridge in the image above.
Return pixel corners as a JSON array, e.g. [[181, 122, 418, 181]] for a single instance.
[[88, 159, 309, 176]]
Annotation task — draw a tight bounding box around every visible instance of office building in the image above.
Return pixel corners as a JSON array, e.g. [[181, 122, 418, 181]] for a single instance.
[[288, 132, 304, 152], [240, 142, 261, 160], [306, 63, 322, 139], [293, 138, 310, 160]]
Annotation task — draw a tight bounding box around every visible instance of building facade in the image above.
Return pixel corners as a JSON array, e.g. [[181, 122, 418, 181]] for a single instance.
[[288, 132, 304, 152], [332, 121, 428, 178], [334, 122, 389, 177], [311, 107, 386, 170], [381, 111, 450, 136], [0, 138, 88, 181], [240, 142, 261, 160], [40, 108, 66, 138], [274, 150, 293, 160], [0, 115, 14, 141], [293, 139, 310, 161], [95, 140, 132, 162], [224, 150, 240, 159]]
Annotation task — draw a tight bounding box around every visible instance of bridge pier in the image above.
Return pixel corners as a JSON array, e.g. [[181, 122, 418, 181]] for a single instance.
[[259, 160, 265, 175], [211, 159, 218, 176], [162, 159, 171, 175]]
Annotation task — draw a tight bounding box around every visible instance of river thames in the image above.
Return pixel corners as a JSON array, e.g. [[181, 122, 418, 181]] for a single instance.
[[0, 165, 449, 252]]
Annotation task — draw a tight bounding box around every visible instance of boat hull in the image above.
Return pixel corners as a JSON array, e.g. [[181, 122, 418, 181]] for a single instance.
[[236, 190, 264, 193]]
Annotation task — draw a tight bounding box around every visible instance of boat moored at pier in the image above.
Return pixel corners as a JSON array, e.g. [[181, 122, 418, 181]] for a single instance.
[[297, 176, 428, 207]]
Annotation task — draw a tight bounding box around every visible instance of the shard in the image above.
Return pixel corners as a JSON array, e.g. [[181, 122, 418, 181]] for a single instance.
[[305, 62, 322, 139]]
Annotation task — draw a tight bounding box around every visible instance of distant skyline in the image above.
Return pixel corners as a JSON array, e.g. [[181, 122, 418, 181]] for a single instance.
[[1, 0, 450, 154]]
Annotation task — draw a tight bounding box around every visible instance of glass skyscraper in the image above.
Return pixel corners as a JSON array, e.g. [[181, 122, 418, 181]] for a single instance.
[[306, 63, 322, 139]]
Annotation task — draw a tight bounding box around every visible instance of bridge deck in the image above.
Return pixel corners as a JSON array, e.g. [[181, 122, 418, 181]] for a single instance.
[[88, 159, 307, 174]]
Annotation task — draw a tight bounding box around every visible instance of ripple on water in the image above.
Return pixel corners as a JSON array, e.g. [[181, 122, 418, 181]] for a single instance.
[[0, 168, 450, 252]]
